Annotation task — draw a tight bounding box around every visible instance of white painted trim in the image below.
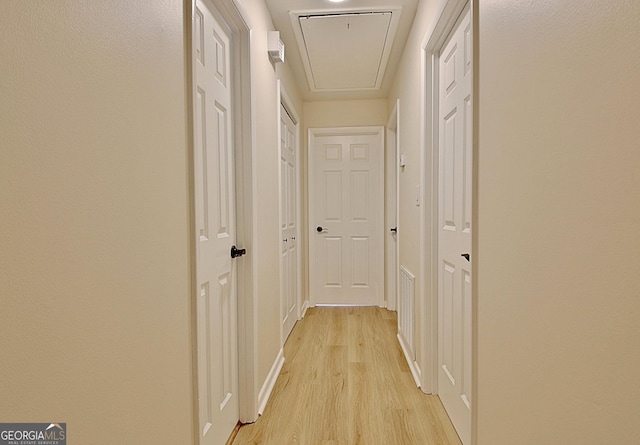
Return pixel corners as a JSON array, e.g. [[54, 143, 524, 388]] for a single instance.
[[394, 102, 400, 312], [386, 100, 400, 312], [299, 299, 310, 318], [187, 4, 199, 441], [418, 31, 436, 396], [308, 126, 386, 308], [228, 1, 260, 425], [397, 333, 422, 388], [470, 4, 479, 444], [257, 348, 285, 415], [315, 304, 380, 307], [277, 81, 284, 348]]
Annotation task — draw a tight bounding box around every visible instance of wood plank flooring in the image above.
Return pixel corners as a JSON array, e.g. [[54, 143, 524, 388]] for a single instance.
[[233, 306, 462, 445]]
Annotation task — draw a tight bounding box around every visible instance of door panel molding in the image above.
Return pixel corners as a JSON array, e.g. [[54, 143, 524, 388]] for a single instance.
[[188, 0, 258, 441], [192, 1, 239, 443], [308, 126, 385, 307], [278, 80, 301, 346]]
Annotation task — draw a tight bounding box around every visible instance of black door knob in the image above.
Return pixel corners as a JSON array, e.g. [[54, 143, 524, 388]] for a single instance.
[[390, 227, 397, 233], [316, 226, 324, 233], [231, 245, 246, 258], [461, 253, 470, 262]]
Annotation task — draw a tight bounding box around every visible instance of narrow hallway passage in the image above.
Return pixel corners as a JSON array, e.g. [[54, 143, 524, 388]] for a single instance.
[[233, 307, 461, 445]]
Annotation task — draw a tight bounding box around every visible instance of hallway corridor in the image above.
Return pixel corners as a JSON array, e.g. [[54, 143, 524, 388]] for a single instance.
[[233, 307, 461, 445]]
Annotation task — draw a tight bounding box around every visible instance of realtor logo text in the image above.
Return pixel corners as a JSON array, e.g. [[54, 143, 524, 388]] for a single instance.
[[0, 423, 66, 445]]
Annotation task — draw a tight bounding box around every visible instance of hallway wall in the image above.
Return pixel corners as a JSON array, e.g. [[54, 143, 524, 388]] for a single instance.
[[388, 0, 640, 442], [235, 0, 303, 409], [475, 0, 640, 442], [0, 0, 304, 440], [387, 0, 442, 391], [0, 1, 193, 443]]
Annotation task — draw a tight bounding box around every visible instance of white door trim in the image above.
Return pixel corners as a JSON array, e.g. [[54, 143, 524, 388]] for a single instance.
[[277, 80, 302, 345], [420, 0, 476, 442], [187, 0, 259, 432], [386, 100, 400, 311], [308, 126, 385, 308]]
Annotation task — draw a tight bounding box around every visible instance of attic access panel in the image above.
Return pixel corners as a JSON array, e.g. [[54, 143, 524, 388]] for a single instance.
[[293, 10, 400, 92]]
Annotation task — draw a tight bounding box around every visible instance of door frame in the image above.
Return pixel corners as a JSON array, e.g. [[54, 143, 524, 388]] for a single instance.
[[186, 0, 259, 431], [420, 0, 477, 441], [308, 126, 386, 308], [277, 80, 302, 345], [386, 100, 400, 311]]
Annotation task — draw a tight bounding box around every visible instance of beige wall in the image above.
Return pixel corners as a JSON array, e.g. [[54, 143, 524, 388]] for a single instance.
[[242, 0, 280, 389], [476, 0, 640, 443], [387, 0, 441, 387], [303, 99, 388, 129], [0, 0, 304, 440], [0, 1, 193, 443], [236, 0, 303, 397], [388, 0, 640, 441]]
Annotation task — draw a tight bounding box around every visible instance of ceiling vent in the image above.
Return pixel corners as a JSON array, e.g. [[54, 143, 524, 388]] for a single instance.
[[290, 8, 401, 92]]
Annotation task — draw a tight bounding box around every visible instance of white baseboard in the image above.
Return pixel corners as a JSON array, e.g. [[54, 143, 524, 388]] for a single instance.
[[299, 300, 309, 318], [257, 348, 285, 415], [397, 333, 422, 388]]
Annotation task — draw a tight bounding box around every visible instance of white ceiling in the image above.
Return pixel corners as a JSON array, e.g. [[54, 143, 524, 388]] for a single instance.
[[265, 0, 419, 101]]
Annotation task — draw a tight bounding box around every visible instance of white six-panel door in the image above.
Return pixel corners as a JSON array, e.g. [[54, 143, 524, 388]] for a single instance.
[[194, 1, 239, 444], [280, 104, 298, 342], [437, 5, 472, 445], [309, 127, 384, 306]]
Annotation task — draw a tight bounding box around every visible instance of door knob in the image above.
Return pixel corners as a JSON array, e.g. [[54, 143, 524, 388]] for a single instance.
[[390, 227, 397, 233], [316, 226, 327, 233], [461, 253, 470, 262], [231, 245, 247, 258]]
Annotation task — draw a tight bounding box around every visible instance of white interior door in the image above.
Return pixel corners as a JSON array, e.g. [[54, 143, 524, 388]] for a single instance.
[[280, 103, 298, 343], [437, 5, 472, 445], [309, 127, 384, 306], [194, 1, 239, 444]]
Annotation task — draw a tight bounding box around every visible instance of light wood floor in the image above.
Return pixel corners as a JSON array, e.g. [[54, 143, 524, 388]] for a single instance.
[[233, 306, 462, 445]]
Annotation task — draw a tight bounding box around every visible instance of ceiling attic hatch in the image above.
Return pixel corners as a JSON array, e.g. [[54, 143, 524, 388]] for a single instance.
[[290, 8, 401, 92]]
